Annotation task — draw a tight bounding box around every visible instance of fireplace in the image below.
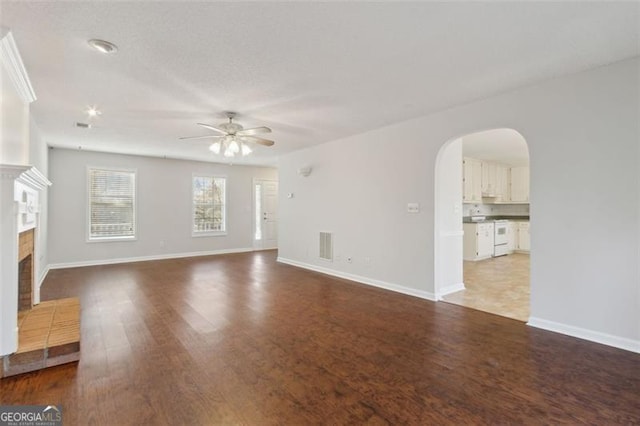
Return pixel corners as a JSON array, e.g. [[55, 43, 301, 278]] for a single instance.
[[18, 229, 34, 311], [0, 165, 51, 357], [1, 168, 80, 378]]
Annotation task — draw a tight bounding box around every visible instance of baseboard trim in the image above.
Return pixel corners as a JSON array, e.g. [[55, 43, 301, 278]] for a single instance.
[[527, 317, 640, 354], [37, 265, 50, 288], [436, 282, 465, 300], [277, 257, 435, 301], [49, 247, 255, 270]]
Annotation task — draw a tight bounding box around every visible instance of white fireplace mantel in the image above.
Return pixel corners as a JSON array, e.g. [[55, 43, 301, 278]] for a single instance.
[[0, 164, 51, 356]]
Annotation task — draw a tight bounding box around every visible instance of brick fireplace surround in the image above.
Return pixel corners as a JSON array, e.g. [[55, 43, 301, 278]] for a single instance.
[[18, 229, 34, 312]]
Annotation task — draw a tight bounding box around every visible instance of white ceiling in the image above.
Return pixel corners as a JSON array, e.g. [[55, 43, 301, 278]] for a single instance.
[[2, 2, 638, 166], [462, 129, 529, 167]]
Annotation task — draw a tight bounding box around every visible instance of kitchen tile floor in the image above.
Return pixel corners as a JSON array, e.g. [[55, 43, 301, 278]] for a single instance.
[[443, 253, 530, 322]]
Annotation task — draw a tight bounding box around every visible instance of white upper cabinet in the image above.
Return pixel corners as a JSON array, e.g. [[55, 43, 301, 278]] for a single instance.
[[510, 166, 530, 203], [463, 158, 528, 205], [462, 157, 482, 203], [495, 164, 510, 203], [481, 162, 497, 196]]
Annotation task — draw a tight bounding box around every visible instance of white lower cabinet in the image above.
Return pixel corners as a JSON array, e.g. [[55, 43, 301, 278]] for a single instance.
[[507, 221, 517, 252], [463, 222, 495, 261], [516, 221, 530, 252]]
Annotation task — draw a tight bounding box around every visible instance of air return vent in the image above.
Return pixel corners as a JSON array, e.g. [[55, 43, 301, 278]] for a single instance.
[[319, 232, 333, 261]]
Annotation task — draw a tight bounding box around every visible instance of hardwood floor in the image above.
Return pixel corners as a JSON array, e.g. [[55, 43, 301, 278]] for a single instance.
[[1, 250, 638, 424], [444, 253, 530, 322]]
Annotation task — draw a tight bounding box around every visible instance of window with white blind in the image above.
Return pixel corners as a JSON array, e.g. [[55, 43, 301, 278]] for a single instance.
[[192, 175, 226, 236], [88, 168, 136, 241]]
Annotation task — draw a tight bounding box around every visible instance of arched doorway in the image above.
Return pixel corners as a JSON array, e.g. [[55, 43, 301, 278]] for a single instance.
[[435, 128, 530, 322]]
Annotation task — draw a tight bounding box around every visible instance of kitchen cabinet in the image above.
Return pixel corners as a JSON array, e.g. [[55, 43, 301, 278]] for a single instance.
[[495, 164, 510, 203], [516, 221, 530, 252], [507, 221, 517, 252], [463, 157, 482, 203], [510, 166, 530, 203], [463, 222, 494, 261], [481, 162, 497, 196]]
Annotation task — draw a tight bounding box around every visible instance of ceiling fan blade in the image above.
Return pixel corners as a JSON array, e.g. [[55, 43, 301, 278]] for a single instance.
[[236, 126, 272, 136], [179, 134, 223, 141], [243, 136, 275, 147], [197, 123, 227, 134]]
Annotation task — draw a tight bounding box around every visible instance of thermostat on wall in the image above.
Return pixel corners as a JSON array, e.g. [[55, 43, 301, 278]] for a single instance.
[[407, 203, 419, 213]]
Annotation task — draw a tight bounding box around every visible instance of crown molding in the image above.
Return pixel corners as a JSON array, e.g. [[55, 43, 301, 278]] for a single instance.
[[0, 164, 51, 189], [0, 30, 36, 104]]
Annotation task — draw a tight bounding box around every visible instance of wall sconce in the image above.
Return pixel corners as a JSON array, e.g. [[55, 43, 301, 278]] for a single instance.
[[297, 166, 312, 177]]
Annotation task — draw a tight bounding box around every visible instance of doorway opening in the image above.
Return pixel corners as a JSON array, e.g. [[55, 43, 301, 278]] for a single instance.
[[435, 128, 530, 322], [253, 179, 279, 250]]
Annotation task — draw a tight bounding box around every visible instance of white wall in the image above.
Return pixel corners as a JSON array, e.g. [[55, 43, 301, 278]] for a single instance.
[[278, 58, 639, 351], [0, 60, 29, 165], [29, 118, 49, 288], [48, 148, 277, 266], [435, 138, 463, 298]]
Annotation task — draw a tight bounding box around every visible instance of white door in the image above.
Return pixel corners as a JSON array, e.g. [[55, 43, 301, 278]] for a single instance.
[[253, 180, 278, 250]]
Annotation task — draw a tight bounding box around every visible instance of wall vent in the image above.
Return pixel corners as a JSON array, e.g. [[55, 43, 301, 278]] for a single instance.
[[319, 232, 333, 261]]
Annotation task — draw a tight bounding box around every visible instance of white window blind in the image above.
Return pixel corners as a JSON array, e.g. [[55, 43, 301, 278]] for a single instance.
[[193, 176, 226, 234], [88, 168, 136, 240]]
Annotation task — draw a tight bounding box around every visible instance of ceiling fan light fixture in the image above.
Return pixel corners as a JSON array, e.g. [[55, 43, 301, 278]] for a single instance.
[[228, 138, 240, 154], [180, 112, 274, 158], [209, 141, 221, 154]]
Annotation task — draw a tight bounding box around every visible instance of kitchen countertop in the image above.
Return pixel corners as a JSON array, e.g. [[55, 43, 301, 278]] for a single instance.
[[462, 216, 530, 223]]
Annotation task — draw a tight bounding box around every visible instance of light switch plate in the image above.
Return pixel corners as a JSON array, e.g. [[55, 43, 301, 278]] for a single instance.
[[407, 203, 419, 213]]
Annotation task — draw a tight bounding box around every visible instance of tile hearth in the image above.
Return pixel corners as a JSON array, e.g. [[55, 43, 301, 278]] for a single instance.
[[2, 298, 80, 378]]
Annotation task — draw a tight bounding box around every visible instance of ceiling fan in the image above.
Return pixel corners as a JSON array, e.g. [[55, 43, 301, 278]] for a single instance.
[[179, 112, 274, 158]]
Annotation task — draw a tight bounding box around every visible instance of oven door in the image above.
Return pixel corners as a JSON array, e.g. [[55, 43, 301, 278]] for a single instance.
[[494, 243, 509, 257], [494, 222, 508, 245]]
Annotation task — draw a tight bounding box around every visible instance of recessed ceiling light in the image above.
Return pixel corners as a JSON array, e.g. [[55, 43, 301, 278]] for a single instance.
[[87, 39, 118, 54], [87, 106, 101, 117]]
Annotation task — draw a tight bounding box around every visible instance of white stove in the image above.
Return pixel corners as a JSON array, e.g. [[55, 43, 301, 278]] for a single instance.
[[493, 220, 509, 257]]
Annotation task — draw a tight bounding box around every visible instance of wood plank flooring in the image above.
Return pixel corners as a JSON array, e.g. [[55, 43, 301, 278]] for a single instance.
[[444, 253, 530, 322], [1, 250, 638, 424]]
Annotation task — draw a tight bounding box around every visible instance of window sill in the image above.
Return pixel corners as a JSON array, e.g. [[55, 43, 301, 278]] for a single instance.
[[192, 231, 227, 238], [87, 236, 137, 243]]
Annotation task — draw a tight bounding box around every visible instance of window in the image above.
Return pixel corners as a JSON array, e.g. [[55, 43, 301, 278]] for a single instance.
[[88, 168, 136, 241], [192, 175, 226, 235]]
